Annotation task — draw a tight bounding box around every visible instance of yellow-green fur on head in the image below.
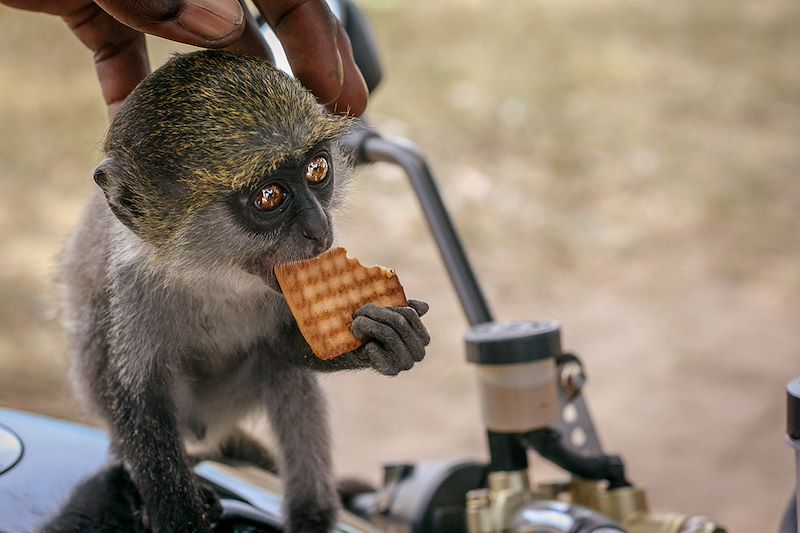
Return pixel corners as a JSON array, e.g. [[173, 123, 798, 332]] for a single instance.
[[102, 50, 352, 242]]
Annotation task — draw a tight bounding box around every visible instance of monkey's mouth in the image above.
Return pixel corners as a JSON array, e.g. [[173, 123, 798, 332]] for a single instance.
[[244, 257, 282, 295], [259, 245, 333, 295], [263, 268, 284, 294]]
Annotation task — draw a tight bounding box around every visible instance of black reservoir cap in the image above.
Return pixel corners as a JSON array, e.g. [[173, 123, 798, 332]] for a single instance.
[[788, 378, 800, 440], [465, 320, 561, 365]]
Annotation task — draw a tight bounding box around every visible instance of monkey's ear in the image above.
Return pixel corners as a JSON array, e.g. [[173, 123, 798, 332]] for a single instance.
[[94, 158, 139, 230]]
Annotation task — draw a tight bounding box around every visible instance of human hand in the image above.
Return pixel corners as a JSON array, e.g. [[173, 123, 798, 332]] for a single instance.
[[2, 0, 367, 118]]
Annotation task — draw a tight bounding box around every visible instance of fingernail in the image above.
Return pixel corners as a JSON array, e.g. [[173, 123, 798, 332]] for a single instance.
[[320, 51, 345, 107], [336, 50, 345, 86], [180, 0, 244, 41]]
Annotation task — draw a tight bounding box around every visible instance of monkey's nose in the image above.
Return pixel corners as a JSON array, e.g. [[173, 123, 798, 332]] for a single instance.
[[298, 202, 329, 252], [301, 229, 330, 256], [302, 229, 327, 250]]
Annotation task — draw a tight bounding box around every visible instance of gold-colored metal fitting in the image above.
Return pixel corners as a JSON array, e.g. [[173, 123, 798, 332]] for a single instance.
[[570, 479, 726, 533], [466, 470, 533, 533], [488, 470, 530, 493], [466, 488, 493, 533], [560, 362, 586, 397], [624, 512, 726, 533], [306, 156, 329, 183]]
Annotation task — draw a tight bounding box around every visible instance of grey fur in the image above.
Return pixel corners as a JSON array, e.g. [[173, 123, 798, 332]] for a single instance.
[[59, 51, 429, 533]]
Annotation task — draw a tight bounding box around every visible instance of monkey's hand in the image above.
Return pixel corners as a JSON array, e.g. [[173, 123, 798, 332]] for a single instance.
[[350, 300, 430, 376]]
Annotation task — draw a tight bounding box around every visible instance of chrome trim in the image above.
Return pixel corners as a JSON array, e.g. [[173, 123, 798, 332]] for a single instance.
[[195, 461, 379, 533], [0, 424, 23, 475]]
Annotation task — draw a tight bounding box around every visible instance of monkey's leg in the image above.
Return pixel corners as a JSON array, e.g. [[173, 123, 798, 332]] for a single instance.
[[213, 429, 373, 509], [207, 429, 372, 510], [262, 364, 338, 533]]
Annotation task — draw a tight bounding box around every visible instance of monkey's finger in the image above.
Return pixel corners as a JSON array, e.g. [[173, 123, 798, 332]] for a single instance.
[[253, 0, 363, 113], [221, 4, 274, 63], [393, 306, 431, 352], [355, 304, 426, 362], [61, 4, 151, 119], [408, 300, 430, 318], [327, 22, 368, 116], [200, 484, 223, 523], [352, 316, 415, 375], [352, 313, 402, 350], [94, 0, 246, 48], [359, 343, 400, 376]]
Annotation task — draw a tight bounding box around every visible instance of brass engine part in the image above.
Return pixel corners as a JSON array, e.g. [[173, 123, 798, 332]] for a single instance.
[[466, 470, 533, 532], [570, 479, 726, 533]]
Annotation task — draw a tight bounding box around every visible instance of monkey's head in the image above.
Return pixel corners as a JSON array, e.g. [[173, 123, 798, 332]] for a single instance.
[[95, 50, 354, 292]]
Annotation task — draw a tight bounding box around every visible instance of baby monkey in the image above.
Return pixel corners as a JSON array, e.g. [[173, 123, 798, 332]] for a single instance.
[[59, 50, 429, 532]]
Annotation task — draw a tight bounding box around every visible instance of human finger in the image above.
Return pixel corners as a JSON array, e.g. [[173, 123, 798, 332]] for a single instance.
[[61, 3, 150, 119], [221, 2, 274, 62], [0, 0, 81, 13], [326, 21, 367, 116], [253, 0, 343, 107], [94, 0, 246, 47]]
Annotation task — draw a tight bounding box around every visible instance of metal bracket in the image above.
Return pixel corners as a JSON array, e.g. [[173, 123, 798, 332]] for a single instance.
[[554, 353, 604, 456]]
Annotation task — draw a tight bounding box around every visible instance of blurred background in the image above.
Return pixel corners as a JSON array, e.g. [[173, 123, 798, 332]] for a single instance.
[[1, 0, 798, 530]]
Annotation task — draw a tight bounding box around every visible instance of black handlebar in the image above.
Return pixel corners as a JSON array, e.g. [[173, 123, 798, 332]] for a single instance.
[[344, 129, 494, 326]]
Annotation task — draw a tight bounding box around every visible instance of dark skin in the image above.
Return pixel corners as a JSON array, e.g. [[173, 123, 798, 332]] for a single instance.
[[1, 0, 368, 118]]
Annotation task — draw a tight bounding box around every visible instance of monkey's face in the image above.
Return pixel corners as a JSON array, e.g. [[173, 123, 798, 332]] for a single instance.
[[226, 142, 341, 292], [95, 51, 355, 293], [166, 140, 348, 294]]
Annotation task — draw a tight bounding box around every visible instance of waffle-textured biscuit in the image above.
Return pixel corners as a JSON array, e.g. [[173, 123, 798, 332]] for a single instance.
[[275, 247, 408, 360]]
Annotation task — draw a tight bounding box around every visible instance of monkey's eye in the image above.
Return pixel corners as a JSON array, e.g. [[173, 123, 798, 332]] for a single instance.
[[253, 184, 286, 211], [306, 156, 329, 183]]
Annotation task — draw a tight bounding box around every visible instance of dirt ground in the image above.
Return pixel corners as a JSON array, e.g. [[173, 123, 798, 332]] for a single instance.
[[1, 1, 799, 531]]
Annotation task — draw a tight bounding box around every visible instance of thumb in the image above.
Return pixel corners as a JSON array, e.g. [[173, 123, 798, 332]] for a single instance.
[[95, 0, 246, 46], [407, 300, 430, 317]]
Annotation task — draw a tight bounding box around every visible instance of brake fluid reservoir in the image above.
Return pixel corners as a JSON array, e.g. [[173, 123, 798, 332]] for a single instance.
[[466, 320, 561, 433]]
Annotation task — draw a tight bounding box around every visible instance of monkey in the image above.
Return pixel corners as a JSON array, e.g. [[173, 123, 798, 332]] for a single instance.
[[58, 50, 430, 533], [39, 465, 149, 533]]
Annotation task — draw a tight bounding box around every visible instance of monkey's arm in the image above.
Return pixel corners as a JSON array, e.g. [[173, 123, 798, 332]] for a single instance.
[[105, 371, 213, 532], [286, 299, 431, 375], [103, 270, 215, 533]]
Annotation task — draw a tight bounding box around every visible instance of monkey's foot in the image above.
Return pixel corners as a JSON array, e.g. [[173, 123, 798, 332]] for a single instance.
[[286, 503, 337, 533]]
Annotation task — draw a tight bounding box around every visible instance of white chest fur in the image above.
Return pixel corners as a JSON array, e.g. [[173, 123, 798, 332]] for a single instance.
[[185, 265, 280, 355]]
